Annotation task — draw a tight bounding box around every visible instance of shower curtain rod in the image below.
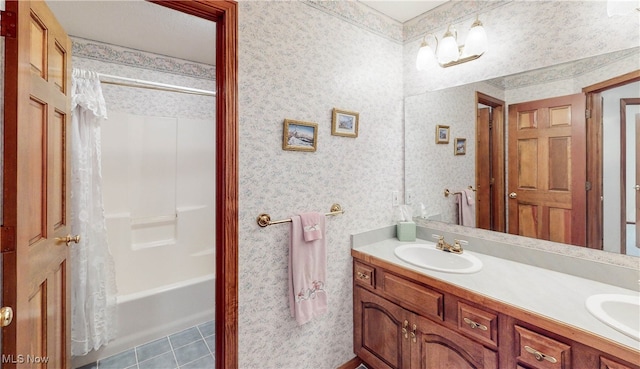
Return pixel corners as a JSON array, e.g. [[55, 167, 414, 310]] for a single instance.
[[98, 73, 216, 97]]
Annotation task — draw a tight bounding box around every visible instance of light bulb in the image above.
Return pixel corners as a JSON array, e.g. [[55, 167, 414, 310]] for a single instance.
[[416, 40, 435, 71], [464, 19, 487, 57], [437, 29, 459, 64]]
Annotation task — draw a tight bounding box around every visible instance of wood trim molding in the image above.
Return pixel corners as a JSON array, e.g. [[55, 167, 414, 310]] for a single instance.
[[586, 92, 603, 250], [148, 1, 239, 369], [619, 98, 640, 255], [583, 70, 640, 93], [336, 356, 365, 369]]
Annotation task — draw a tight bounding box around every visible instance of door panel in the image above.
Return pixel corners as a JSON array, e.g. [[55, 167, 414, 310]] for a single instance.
[[413, 315, 498, 369], [508, 93, 586, 246], [2, 1, 72, 368], [354, 286, 410, 369], [476, 107, 491, 230], [625, 114, 640, 247]]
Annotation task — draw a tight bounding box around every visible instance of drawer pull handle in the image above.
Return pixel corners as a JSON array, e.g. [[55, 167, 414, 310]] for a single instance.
[[402, 320, 409, 339], [524, 345, 557, 363], [356, 271, 370, 280], [410, 324, 417, 343], [463, 317, 488, 331]]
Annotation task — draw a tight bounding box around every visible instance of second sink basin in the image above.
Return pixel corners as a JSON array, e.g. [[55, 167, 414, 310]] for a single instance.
[[585, 293, 640, 341], [394, 242, 483, 274]]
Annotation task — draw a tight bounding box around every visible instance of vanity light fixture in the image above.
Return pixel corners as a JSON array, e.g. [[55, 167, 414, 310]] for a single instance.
[[415, 16, 488, 71], [606, 0, 640, 16]]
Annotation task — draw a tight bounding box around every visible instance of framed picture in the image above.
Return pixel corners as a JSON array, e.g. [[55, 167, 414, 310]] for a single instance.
[[331, 108, 359, 138], [283, 119, 318, 152], [436, 125, 450, 144], [454, 138, 466, 155]]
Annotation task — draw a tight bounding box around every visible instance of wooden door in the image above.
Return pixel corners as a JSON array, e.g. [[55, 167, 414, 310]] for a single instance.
[[507, 93, 586, 246], [476, 107, 492, 230], [353, 286, 411, 369], [625, 114, 640, 249], [2, 1, 72, 368], [476, 93, 506, 233], [411, 314, 497, 369]]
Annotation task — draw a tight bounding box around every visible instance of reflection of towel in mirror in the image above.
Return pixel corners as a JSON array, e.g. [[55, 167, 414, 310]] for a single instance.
[[455, 189, 476, 227], [288, 215, 328, 325]]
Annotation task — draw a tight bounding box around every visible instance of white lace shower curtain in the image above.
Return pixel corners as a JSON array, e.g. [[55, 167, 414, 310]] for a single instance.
[[70, 68, 118, 356]]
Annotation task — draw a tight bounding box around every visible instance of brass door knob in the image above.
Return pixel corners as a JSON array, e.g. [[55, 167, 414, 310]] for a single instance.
[[0, 306, 13, 327], [509, 192, 517, 199], [635, 184, 640, 191], [55, 234, 81, 246]]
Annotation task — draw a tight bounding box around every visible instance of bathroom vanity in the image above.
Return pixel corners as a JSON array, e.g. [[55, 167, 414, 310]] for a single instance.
[[351, 227, 640, 369]]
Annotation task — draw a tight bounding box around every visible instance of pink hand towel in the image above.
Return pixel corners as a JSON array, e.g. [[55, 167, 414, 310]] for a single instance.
[[288, 215, 328, 325], [455, 189, 476, 227], [300, 212, 324, 241]]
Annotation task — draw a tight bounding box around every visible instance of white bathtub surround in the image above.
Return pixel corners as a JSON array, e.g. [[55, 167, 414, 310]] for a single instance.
[[68, 38, 216, 365], [70, 69, 118, 356]]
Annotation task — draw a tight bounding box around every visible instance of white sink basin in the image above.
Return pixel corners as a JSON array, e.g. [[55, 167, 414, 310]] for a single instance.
[[585, 294, 640, 341], [394, 243, 483, 274]]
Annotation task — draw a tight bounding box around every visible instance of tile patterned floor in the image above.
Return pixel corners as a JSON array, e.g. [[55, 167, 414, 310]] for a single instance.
[[77, 320, 215, 369]]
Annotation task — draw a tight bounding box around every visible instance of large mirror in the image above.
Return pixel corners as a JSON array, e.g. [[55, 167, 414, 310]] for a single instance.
[[405, 47, 640, 257]]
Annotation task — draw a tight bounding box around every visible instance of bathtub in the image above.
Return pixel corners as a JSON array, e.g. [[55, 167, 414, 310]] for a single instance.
[[72, 274, 215, 368]]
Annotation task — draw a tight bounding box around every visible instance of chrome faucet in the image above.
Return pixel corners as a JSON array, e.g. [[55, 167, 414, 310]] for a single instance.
[[432, 234, 466, 254]]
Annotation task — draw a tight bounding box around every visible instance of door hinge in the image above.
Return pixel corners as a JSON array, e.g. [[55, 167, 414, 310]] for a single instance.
[[1, 10, 16, 38], [585, 181, 592, 191], [585, 109, 591, 119]]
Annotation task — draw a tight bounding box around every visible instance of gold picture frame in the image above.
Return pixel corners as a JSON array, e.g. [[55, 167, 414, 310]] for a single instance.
[[283, 119, 318, 152], [331, 108, 359, 138], [436, 125, 450, 144], [454, 138, 466, 155]]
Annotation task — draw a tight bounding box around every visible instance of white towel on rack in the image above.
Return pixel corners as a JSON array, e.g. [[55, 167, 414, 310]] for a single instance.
[[288, 214, 328, 325]]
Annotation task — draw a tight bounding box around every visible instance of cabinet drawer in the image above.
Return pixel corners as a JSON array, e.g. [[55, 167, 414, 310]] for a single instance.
[[458, 302, 498, 347], [353, 262, 375, 289], [600, 357, 636, 369], [381, 271, 443, 321], [515, 325, 571, 369]]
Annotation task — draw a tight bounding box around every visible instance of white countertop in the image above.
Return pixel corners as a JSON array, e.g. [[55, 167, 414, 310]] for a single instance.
[[353, 237, 640, 352]]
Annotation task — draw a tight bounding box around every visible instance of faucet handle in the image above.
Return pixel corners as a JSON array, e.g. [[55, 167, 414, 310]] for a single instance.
[[432, 234, 446, 250], [453, 239, 468, 253]]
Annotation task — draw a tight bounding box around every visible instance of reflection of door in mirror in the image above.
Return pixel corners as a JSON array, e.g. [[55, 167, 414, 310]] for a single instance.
[[585, 74, 639, 255], [636, 112, 639, 253], [507, 94, 587, 246], [475, 93, 505, 232], [609, 95, 640, 256]]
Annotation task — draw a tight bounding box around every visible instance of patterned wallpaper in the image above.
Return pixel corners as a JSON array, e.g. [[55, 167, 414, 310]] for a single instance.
[[238, 2, 403, 367], [71, 38, 216, 121]]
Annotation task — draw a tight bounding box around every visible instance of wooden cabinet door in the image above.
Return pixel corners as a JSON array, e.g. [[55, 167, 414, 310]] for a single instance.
[[2, 1, 72, 368], [411, 314, 498, 369], [354, 286, 412, 369], [507, 93, 586, 246]]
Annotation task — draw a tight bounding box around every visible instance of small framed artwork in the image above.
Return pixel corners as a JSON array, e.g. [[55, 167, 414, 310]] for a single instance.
[[331, 108, 359, 138], [283, 119, 318, 152], [435, 125, 450, 144], [454, 138, 466, 155]]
